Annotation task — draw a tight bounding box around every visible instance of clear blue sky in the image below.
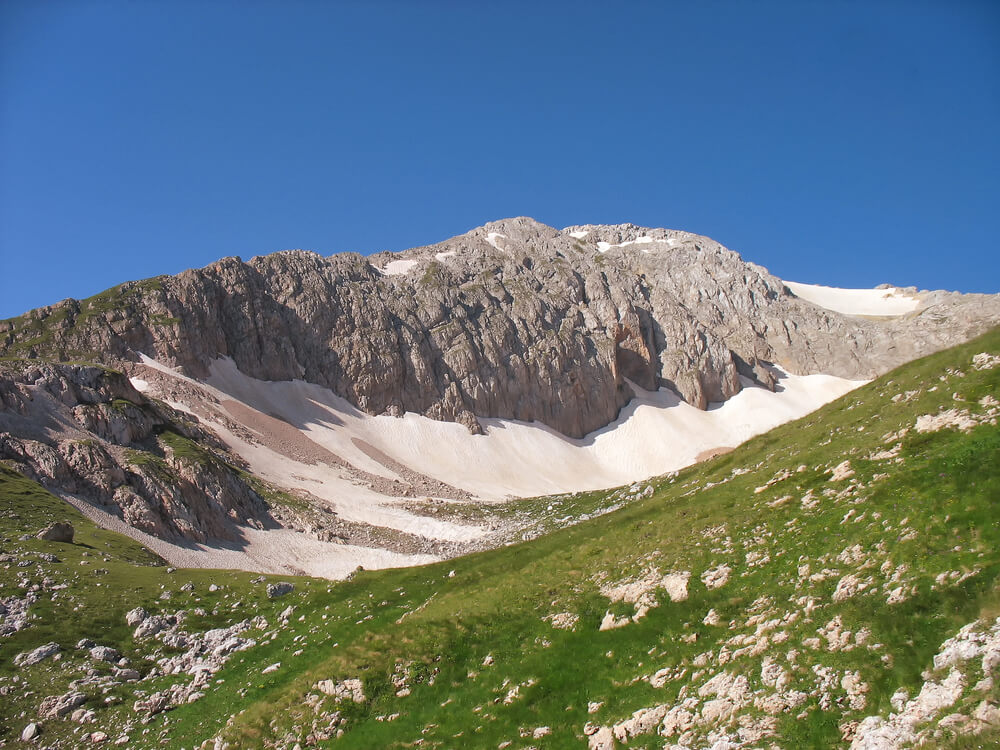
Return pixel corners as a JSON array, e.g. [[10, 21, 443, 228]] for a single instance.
[[2, 0, 998, 319]]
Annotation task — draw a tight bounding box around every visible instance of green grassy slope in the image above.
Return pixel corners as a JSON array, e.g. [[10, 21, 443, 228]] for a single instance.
[[2, 328, 999, 748]]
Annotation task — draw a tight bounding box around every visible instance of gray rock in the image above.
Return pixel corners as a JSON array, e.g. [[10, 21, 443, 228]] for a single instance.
[[77, 638, 95, 649], [124, 606, 148, 627], [38, 690, 87, 718], [266, 582, 294, 599], [89, 645, 120, 662], [133, 690, 171, 716], [36, 522, 74, 543], [133, 614, 172, 639], [70, 707, 96, 723], [14, 641, 60, 667], [1, 596, 33, 636], [162, 632, 189, 649], [21, 722, 41, 741]]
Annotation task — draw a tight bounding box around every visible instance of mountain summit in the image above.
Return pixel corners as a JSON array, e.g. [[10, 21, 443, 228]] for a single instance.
[[1, 219, 998, 577], [3, 218, 997, 438]]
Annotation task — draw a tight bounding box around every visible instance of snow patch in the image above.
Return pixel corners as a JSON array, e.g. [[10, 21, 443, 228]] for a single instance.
[[381, 259, 418, 276], [134, 353, 863, 544], [783, 281, 920, 316], [597, 236, 660, 254], [61, 492, 434, 579], [485, 232, 507, 251], [193, 357, 863, 501], [434, 251, 456, 262]]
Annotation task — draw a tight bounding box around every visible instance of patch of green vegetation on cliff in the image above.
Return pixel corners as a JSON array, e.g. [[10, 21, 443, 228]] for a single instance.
[[148, 313, 181, 327], [123, 446, 175, 484], [239, 469, 311, 512], [108, 397, 141, 414], [419, 261, 448, 289], [0, 277, 168, 359], [157, 429, 220, 468]]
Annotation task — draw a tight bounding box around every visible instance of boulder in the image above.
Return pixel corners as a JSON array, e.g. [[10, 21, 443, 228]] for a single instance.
[[266, 582, 294, 599], [21, 722, 41, 741], [125, 606, 148, 627], [89, 645, 120, 662], [36, 522, 74, 543], [14, 642, 60, 667], [39, 691, 87, 719]]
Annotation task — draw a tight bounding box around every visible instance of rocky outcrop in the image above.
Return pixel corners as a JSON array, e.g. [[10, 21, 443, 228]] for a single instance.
[[2, 218, 999, 438], [0, 361, 272, 543]]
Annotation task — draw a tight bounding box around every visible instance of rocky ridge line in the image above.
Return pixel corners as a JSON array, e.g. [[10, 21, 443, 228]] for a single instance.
[[3, 218, 998, 439]]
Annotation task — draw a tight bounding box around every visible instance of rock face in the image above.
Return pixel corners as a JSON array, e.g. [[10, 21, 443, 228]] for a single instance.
[[3, 218, 998, 439], [0, 361, 272, 543]]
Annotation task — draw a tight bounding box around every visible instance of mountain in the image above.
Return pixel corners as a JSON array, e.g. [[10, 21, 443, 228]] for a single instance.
[[1, 218, 999, 579], [1, 325, 998, 748], [4, 218, 998, 436]]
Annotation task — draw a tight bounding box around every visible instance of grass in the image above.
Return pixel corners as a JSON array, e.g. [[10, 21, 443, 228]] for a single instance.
[[1, 328, 998, 747], [0, 277, 167, 359]]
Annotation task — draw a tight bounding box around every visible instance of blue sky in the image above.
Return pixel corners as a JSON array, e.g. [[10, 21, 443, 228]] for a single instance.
[[2, 0, 998, 319]]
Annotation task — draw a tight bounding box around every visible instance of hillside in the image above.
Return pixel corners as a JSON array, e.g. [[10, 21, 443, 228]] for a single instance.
[[2, 326, 998, 748]]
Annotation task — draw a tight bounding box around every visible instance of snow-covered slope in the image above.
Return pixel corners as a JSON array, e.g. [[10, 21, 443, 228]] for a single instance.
[[115, 350, 866, 578], [783, 281, 921, 316], [135, 354, 864, 504]]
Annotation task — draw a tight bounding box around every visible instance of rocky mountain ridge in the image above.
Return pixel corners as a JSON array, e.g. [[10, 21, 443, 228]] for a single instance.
[[1, 218, 998, 572], [4, 217, 999, 439]]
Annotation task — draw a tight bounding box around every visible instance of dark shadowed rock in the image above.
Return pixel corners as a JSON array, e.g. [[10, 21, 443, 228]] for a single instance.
[[267, 582, 294, 599], [36, 522, 74, 543]]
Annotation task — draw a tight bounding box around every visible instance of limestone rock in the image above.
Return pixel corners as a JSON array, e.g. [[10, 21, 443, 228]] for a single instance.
[[39, 691, 87, 719], [14, 642, 60, 667], [37, 522, 74, 543], [89, 645, 120, 662], [316, 678, 366, 703], [3, 218, 999, 440], [125, 607, 149, 627], [266, 582, 294, 599], [21, 722, 41, 741]]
